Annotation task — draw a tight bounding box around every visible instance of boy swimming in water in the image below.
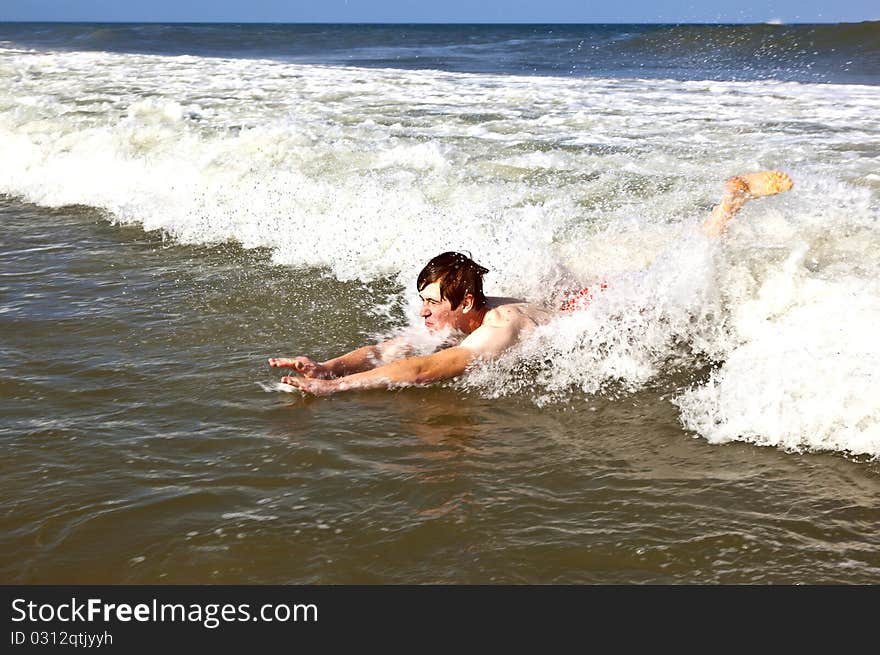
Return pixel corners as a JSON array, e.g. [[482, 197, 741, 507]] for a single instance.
[[269, 170, 793, 395]]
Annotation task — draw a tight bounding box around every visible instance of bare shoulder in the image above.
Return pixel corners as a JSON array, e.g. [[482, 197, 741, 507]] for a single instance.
[[483, 298, 553, 328], [459, 299, 552, 359]]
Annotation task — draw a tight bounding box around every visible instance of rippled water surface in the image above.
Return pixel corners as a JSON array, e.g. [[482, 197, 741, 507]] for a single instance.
[[2, 200, 878, 584], [1, 23, 879, 583]]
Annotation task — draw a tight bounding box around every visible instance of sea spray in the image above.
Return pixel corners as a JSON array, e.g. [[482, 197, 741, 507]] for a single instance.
[[1, 45, 878, 456]]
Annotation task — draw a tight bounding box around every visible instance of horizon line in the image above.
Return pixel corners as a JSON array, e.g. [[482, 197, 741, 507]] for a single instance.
[[1, 19, 878, 26]]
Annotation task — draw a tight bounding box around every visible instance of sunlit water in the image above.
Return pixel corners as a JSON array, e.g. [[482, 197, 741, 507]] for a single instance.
[[1, 24, 878, 583]]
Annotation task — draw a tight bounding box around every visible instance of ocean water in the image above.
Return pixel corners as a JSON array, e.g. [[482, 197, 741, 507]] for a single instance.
[[1, 23, 878, 584]]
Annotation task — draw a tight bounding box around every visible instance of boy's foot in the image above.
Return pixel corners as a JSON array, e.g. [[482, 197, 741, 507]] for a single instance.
[[702, 170, 793, 237]]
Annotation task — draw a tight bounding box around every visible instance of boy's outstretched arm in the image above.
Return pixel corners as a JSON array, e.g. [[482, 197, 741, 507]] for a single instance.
[[280, 346, 474, 395], [268, 337, 414, 379], [279, 315, 523, 395]]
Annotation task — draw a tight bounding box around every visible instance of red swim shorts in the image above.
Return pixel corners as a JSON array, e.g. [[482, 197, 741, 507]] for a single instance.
[[560, 282, 608, 311]]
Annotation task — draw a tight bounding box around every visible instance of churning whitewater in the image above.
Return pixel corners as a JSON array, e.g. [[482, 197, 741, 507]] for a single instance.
[[1, 44, 878, 456]]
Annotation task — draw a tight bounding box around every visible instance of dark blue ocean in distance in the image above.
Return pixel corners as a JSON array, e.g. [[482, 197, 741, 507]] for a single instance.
[[0, 21, 877, 84]]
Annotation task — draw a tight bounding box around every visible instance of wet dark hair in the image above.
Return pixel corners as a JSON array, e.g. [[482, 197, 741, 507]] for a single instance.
[[417, 251, 489, 311]]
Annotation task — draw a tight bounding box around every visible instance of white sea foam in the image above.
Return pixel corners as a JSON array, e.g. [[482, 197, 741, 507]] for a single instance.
[[2, 47, 878, 456], [257, 381, 300, 394], [675, 249, 880, 455], [221, 511, 279, 522]]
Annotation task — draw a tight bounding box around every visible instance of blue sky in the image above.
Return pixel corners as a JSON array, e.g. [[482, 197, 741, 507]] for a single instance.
[[1, 1, 877, 23]]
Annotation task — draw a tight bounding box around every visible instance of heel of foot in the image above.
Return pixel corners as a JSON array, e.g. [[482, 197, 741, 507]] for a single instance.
[[725, 176, 751, 196]]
